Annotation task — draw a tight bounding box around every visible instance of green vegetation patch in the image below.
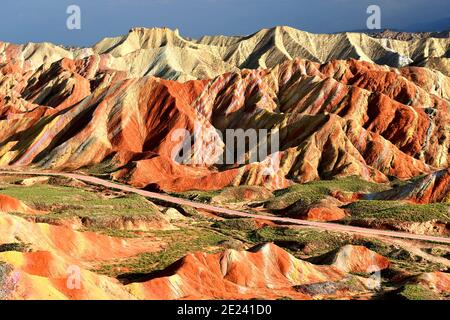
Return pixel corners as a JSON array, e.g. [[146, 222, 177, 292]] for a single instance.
[[0, 184, 95, 205], [345, 200, 450, 223], [265, 176, 389, 210], [0, 243, 30, 253], [212, 218, 260, 232], [248, 226, 349, 255], [97, 227, 229, 277], [400, 284, 441, 300], [0, 182, 167, 237], [0, 183, 160, 218]]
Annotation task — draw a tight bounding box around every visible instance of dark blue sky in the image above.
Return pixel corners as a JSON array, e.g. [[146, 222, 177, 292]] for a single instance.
[[1, 0, 449, 46]]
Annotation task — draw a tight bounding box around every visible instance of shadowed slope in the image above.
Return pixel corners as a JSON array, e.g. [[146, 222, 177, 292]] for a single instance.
[[0, 56, 449, 192], [366, 169, 450, 204]]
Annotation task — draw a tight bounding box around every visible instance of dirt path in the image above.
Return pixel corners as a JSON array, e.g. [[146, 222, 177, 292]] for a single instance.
[[1, 169, 450, 244]]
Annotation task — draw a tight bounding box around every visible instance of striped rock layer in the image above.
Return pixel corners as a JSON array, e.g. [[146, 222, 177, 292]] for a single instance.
[[0, 211, 163, 299], [1, 46, 450, 191], [0, 211, 389, 301], [0, 212, 447, 299]]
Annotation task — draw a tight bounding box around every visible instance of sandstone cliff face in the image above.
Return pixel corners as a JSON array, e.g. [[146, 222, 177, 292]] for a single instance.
[[0, 51, 449, 192]]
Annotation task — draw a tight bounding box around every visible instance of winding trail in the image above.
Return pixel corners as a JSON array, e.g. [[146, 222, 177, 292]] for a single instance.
[[1, 169, 450, 244]]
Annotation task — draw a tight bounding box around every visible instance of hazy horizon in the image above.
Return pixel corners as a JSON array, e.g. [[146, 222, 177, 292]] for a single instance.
[[0, 0, 449, 46]]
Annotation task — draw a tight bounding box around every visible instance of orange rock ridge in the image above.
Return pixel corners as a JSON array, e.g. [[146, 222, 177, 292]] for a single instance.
[[0, 57, 448, 192]]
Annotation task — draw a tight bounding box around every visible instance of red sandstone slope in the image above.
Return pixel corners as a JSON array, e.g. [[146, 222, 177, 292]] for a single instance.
[[0, 212, 164, 299], [365, 169, 450, 204], [0, 218, 392, 301], [1, 199, 448, 300], [125, 243, 389, 300], [0, 204, 396, 300], [0, 55, 449, 192], [0, 194, 41, 214]]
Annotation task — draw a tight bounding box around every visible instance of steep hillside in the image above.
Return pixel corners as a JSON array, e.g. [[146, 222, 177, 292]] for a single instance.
[[0, 53, 449, 192]]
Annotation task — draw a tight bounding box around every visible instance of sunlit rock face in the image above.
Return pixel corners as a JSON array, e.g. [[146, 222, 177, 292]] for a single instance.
[[0, 28, 449, 192], [0, 28, 450, 301]]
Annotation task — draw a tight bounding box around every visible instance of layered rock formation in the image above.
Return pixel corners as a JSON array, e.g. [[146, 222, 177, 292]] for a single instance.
[[0, 215, 393, 301], [1, 27, 450, 301], [1, 211, 448, 300], [1, 51, 449, 192], [2, 26, 450, 82], [126, 243, 380, 300], [0, 212, 164, 299], [366, 169, 450, 204]]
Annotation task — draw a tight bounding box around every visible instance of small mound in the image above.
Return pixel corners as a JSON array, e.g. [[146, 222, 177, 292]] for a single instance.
[[301, 206, 347, 222], [47, 176, 87, 188], [19, 176, 49, 186], [211, 186, 274, 204], [398, 272, 450, 300], [412, 272, 450, 293], [163, 208, 187, 222], [312, 245, 390, 273], [286, 197, 347, 222], [0, 194, 41, 215]]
